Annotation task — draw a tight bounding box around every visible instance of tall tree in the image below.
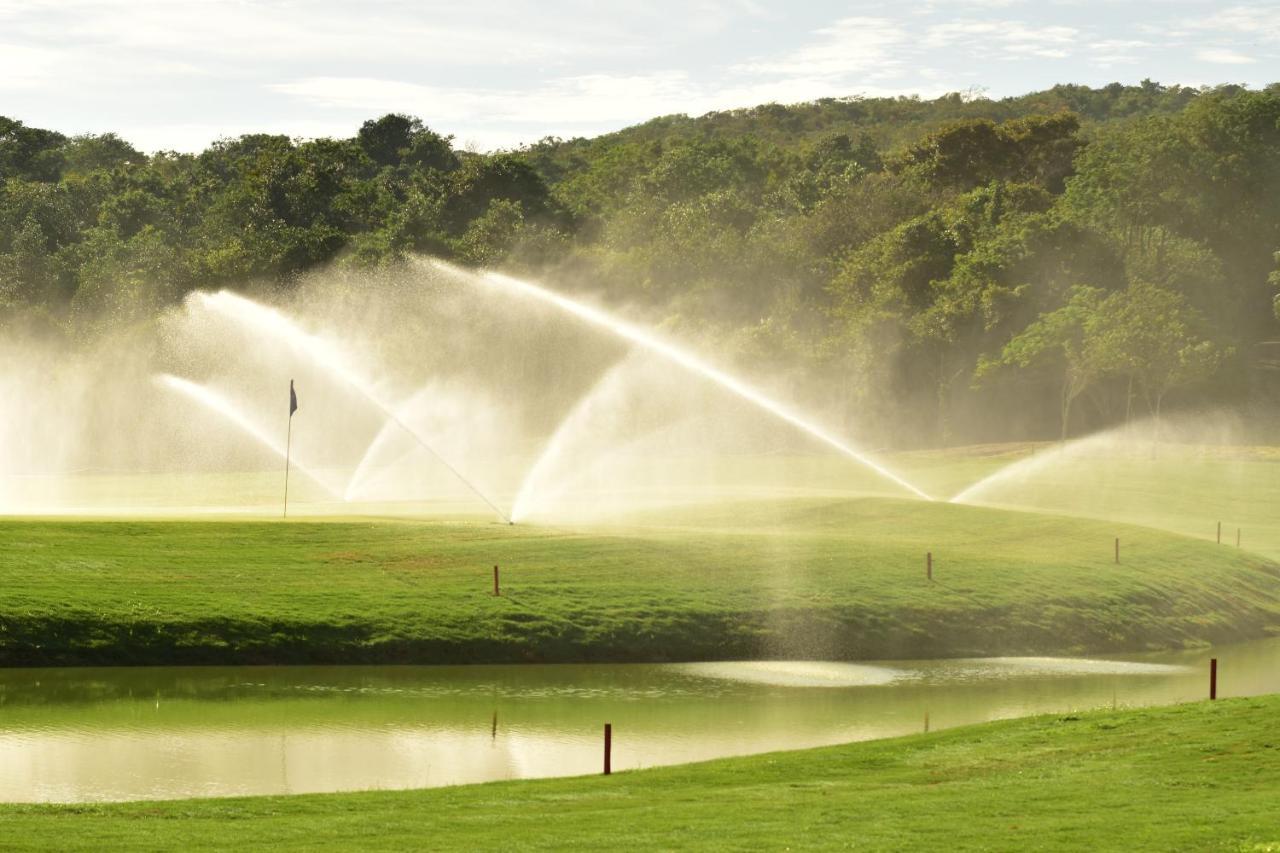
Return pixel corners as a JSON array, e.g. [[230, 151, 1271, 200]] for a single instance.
[[356, 114, 423, 168], [978, 286, 1106, 440], [1088, 283, 1228, 424]]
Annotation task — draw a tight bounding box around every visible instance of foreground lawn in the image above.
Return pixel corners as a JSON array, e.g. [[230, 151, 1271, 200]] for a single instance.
[[2, 695, 1277, 850], [0, 497, 1277, 665]]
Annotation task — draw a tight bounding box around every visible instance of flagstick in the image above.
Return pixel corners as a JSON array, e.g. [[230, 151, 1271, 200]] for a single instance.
[[283, 383, 294, 519]]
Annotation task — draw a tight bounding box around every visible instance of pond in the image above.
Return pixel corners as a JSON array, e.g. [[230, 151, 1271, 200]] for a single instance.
[[1, 638, 1276, 802]]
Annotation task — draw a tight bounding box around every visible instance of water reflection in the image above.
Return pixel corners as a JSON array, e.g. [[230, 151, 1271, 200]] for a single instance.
[[0, 638, 1275, 802]]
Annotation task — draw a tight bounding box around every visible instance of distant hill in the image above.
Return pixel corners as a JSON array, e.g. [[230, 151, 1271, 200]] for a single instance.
[[520, 81, 1222, 184]]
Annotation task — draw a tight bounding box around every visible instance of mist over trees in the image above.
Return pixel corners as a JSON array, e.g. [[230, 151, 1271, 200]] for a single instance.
[[2, 81, 1278, 446]]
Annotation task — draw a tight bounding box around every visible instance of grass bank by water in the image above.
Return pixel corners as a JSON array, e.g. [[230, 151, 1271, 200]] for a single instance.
[[2, 695, 1277, 850], [1, 497, 1276, 666]]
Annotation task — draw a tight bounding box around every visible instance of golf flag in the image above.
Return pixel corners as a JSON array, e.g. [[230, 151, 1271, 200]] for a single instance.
[[284, 379, 297, 518]]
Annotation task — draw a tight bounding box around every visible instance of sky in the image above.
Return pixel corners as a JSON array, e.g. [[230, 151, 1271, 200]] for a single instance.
[[1, 0, 1277, 153]]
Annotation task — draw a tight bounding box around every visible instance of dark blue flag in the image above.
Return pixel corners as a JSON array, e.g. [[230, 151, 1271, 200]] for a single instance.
[[289, 380, 298, 417]]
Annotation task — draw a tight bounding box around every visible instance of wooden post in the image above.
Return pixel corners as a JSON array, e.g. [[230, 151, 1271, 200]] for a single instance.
[[604, 723, 612, 775], [926, 552, 933, 581], [493, 565, 500, 596], [1114, 537, 1119, 564], [1217, 521, 1221, 545], [1210, 658, 1218, 700]]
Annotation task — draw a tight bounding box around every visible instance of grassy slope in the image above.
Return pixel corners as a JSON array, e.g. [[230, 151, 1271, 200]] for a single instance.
[[1, 497, 1276, 665], [880, 441, 1280, 560], [932, 450, 1280, 561], [2, 696, 1277, 851]]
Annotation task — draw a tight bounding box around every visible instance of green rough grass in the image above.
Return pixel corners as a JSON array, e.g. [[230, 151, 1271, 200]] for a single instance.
[[2, 695, 1278, 851], [1, 497, 1277, 665]]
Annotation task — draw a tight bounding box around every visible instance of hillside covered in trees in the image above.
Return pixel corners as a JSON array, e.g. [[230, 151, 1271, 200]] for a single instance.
[[3, 81, 1279, 445]]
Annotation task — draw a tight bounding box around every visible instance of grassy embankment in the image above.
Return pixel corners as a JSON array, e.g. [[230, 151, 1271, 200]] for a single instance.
[[1, 496, 1277, 666], [1, 695, 1277, 850]]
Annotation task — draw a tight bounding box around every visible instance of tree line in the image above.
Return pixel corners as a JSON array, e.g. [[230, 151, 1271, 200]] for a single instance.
[[2, 81, 1278, 445]]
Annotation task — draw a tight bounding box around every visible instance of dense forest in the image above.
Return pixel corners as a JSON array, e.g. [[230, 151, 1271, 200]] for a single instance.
[[3, 81, 1279, 445]]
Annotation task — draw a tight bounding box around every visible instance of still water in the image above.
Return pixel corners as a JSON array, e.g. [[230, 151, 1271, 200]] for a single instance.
[[1, 639, 1276, 802]]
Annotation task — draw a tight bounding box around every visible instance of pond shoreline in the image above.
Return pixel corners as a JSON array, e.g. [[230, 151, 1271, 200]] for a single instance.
[[1, 640, 1277, 804], [2, 606, 1278, 668]]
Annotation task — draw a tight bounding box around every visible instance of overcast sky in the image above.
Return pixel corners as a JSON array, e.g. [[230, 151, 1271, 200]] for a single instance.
[[2, 0, 1276, 153]]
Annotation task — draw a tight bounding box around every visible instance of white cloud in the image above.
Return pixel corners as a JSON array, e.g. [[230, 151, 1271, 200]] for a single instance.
[[735, 17, 907, 78], [1196, 48, 1257, 64], [919, 0, 1026, 9], [667, 0, 775, 35], [0, 0, 639, 70], [1086, 39, 1153, 65], [1090, 39, 1152, 51], [269, 73, 708, 129], [0, 43, 60, 90], [1186, 4, 1280, 42], [924, 20, 1079, 59]]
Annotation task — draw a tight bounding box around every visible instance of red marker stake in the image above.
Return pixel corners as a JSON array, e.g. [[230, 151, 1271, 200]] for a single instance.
[[604, 723, 612, 775], [1210, 658, 1218, 700], [493, 565, 500, 597]]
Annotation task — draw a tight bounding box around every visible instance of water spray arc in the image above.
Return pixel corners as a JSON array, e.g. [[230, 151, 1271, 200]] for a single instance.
[[344, 397, 447, 502], [155, 374, 343, 499], [948, 423, 1134, 505], [193, 291, 512, 523], [426, 259, 933, 503], [948, 448, 1060, 505], [509, 357, 632, 522], [344, 417, 404, 502]]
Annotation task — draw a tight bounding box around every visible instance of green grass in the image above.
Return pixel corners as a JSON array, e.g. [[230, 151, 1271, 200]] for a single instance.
[[2, 497, 1277, 666], [898, 442, 1280, 560], [2, 695, 1277, 851]]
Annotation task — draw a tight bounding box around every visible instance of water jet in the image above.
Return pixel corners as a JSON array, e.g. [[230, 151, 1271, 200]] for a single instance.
[[425, 259, 932, 504], [154, 373, 344, 500], [509, 356, 635, 522], [193, 290, 512, 523]]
